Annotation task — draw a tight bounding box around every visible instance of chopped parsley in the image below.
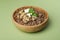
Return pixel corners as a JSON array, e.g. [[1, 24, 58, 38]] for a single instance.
[[29, 8, 38, 17]]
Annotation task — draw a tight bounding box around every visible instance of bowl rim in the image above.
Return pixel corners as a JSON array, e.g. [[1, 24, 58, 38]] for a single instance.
[[12, 6, 48, 27]]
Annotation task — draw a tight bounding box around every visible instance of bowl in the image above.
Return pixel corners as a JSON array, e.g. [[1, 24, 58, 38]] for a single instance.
[[12, 6, 48, 32]]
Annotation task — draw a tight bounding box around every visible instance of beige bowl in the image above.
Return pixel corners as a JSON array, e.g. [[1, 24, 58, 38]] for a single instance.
[[12, 6, 48, 32]]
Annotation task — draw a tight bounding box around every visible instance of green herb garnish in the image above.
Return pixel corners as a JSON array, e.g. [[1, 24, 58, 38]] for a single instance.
[[29, 8, 38, 17], [29, 8, 34, 13], [32, 13, 38, 17]]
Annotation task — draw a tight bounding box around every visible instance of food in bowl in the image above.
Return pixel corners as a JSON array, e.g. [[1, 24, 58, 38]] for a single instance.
[[12, 6, 48, 32]]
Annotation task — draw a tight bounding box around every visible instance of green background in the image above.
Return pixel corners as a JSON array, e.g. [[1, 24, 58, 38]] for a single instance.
[[0, 0, 60, 40]]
